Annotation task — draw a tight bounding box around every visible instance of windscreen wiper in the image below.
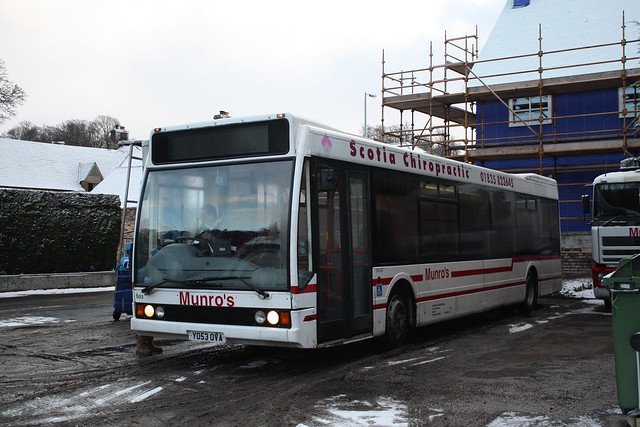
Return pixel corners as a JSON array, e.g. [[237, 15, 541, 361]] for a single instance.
[[235, 276, 270, 299], [141, 275, 269, 299], [190, 275, 269, 299], [141, 277, 211, 295], [602, 213, 640, 226]]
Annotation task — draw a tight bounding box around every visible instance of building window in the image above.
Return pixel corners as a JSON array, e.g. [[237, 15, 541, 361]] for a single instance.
[[508, 95, 552, 127], [620, 85, 639, 121]]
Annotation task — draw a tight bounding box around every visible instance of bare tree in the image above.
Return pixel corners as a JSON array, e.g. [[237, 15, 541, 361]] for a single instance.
[[363, 123, 423, 146], [52, 120, 96, 147], [0, 60, 26, 124], [363, 123, 454, 156], [2, 115, 122, 149], [3, 121, 42, 141], [92, 115, 121, 149]]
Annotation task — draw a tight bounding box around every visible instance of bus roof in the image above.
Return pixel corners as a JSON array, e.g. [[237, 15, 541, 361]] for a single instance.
[[149, 113, 558, 198], [150, 112, 337, 135]]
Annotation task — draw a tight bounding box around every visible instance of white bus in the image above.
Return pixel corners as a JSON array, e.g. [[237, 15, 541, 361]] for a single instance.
[[131, 113, 562, 349], [586, 157, 640, 310]]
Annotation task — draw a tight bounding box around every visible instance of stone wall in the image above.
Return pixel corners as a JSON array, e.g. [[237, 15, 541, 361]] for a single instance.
[[561, 231, 592, 278]]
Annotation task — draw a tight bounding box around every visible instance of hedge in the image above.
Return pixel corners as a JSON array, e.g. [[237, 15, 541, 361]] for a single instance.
[[0, 189, 121, 274]]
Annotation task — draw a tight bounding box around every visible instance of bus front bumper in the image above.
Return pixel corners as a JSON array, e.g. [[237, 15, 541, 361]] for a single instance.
[[130, 309, 317, 349]]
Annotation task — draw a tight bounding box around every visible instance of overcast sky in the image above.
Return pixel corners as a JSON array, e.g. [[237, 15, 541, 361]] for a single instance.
[[0, 0, 505, 140]]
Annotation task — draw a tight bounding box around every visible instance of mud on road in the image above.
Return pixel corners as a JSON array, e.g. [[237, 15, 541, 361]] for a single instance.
[[0, 292, 627, 426]]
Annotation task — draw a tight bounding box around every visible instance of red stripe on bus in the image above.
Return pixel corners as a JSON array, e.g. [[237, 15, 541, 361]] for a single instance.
[[372, 274, 563, 308], [451, 266, 507, 277], [372, 281, 523, 309], [416, 280, 525, 303], [451, 256, 561, 278], [291, 284, 317, 294], [370, 257, 562, 310], [371, 275, 423, 287], [373, 281, 523, 310]]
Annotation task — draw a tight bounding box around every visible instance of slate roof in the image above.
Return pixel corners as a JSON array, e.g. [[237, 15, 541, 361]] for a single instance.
[[0, 138, 142, 203], [469, 0, 639, 87], [91, 162, 144, 208]]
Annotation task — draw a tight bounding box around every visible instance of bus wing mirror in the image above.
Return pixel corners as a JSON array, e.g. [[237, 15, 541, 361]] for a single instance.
[[631, 332, 640, 353], [582, 195, 591, 214], [319, 168, 338, 192]]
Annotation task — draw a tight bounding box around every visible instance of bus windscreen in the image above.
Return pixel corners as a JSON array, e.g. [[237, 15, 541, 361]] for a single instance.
[[152, 119, 289, 164]]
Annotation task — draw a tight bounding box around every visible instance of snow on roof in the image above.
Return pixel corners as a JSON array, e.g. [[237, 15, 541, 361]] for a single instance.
[[91, 163, 143, 208], [0, 138, 137, 193], [469, 0, 639, 87]]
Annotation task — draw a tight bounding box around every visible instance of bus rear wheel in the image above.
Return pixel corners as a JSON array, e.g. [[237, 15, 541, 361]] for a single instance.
[[522, 273, 538, 313], [383, 291, 409, 348]]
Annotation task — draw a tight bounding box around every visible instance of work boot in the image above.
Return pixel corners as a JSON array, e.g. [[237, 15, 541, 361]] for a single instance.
[[135, 334, 152, 357], [146, 336, 163, 354]]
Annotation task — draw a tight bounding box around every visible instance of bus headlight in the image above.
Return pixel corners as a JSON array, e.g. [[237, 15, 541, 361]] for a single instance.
[[267, 310, 280, 325], [254, 310, 266, 324], [144, 305, 155, 318], [155, 306, 165, 319]]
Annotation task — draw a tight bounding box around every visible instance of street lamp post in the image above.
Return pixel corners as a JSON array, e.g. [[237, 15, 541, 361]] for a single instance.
[[364, 92, 377, 138]]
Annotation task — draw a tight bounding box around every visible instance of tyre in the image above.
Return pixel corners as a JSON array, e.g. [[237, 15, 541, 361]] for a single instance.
[[522, 272, 538, 313], [113, 311, 121, 321], [383, 290, 410, 348]]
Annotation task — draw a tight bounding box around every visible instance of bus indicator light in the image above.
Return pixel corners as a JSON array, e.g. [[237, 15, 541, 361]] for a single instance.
[[279, 312, 290, 326]]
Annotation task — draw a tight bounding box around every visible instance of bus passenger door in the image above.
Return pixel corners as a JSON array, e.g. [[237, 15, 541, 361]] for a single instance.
[[313, 162, 372, 344]]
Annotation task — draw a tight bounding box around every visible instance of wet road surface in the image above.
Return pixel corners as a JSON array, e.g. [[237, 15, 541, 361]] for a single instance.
[[0, 291, 627, 426]]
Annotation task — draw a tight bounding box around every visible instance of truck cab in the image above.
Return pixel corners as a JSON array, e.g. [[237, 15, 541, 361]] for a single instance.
[[588, 158, 640, 309]]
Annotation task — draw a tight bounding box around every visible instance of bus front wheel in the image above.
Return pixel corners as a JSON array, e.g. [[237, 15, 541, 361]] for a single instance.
[[383, 291, 409, 348]]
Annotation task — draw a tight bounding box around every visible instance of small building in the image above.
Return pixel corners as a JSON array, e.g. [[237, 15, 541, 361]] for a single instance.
[[0, 138, 141, 195]]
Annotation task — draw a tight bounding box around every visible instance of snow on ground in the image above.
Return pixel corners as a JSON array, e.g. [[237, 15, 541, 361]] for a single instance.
[[297, 395, 418, 427], [0, 286, 114, 299], [560, 277, 596, 299], [0, 316, 75, 328], [487, 411, 606, 427], [1, 380, 163, 424]]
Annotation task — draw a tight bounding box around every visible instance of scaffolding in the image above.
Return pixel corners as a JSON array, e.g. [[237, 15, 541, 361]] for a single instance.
[[381, 15, 640, 177]]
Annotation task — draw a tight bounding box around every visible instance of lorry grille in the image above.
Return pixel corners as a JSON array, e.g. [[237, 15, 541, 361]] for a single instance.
[[601, 236, 640, 264]]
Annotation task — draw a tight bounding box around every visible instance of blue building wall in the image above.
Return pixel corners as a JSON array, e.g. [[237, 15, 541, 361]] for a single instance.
[[477, 88, 623, 145], [476, 87, 629, 233]]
